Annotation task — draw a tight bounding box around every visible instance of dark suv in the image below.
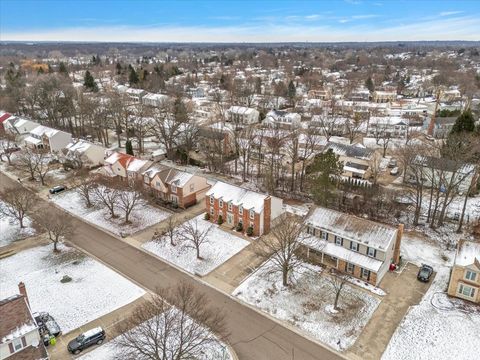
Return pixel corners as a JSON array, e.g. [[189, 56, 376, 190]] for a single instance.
[[49, 185, 67, 194], [417, 264, 434, 282], [67, 327, 106, 354]]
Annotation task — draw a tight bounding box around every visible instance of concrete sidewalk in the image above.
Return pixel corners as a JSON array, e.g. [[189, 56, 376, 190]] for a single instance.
[[48, 294, 150, 359]]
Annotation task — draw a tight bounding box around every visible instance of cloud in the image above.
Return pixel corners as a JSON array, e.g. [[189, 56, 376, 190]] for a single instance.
[[439, 11, 463, 16], [351, 14, 379, 19], [2, 15, 479, 42]]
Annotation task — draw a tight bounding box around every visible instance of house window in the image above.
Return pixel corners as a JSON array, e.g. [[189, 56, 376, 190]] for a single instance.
[[346, 262, 355, 274], [458, 284, 476, 298], [210, 196, 214, 205], [190, 184, 195, 192], [307, 227, 313, 235], [228, 202, 232, 211], [367, 247, 376, 258], [361, 268, 370, 279], [219, 200, 223, 208], [465, 270, 477, 282], [171, 185, 177, 193], [156, 181, 161, 187], [12, 338, 23, 352], [335, 236, 343, 246], [210, 207, 214, 216], [239, 206, 243, 215], [350, 242, 359, 252], [320, 231, 327, 240], [249, 209, 255, 219]]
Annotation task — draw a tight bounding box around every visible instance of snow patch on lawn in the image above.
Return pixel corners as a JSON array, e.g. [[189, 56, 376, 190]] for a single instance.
[[0, 200, 36, 247], [382, 267, 480, 360], [233, 259, 380, 351], [51, 189, 170, 236], [0, 243, 145, 333], [142, 215, 249, 275]]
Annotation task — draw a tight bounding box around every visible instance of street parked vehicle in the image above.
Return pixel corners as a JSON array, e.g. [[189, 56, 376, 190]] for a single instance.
[[417, 264, 434, 282], [49, 185, 67, 194], [67, 327, 106, 354]]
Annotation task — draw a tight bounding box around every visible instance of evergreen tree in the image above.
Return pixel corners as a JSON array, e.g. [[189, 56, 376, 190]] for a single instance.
[[451, 110, 476, 134], [287, 80, 296, 102], [59, 62, 68, 76], [83, 70, 98, 92], [37, 67, 44, 75], [125, 139, 134, 156], [129, 66, 139, 85], [365, 77, 375, 92], [48, 64, 53, 73], [309, 149, 343, 206], [116, 62, 122, 75]]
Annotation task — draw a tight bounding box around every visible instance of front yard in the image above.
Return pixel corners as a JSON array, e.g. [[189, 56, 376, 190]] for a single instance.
[[0, 199, 36, 247], [233, 259, 381, 351], [142, 214, 250, 276], [51, 188, 171, 236], [0, 243, 145, 333]]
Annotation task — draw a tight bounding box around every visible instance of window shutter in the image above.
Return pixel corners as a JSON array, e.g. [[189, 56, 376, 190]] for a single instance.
[[8, 342, 14, 353], [21, 336, 27, 347]]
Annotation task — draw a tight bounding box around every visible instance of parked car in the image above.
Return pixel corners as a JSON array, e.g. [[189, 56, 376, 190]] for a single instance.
[[417, 264, 434, 282], [388, 159, 397, 168], [67, 327, 106, 355], [34, 312, 62, 337], [390, 167, 400, 176], [49, 185, 67, 194], [4, 146, 21, 154]]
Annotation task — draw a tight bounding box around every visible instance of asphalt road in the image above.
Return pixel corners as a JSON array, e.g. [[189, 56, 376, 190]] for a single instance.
[[0, 172, 344, 360]]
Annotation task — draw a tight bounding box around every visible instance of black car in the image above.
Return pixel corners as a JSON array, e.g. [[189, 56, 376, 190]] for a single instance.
[[417, 264, 434, 282], [67, 327, 106, 354], [34, 312, 62, 337], [49, 185, 67, 194]]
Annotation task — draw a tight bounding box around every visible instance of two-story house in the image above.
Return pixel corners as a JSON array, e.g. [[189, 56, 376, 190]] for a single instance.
[[302, 207, 403, 286], [23, 125, 72, 154], [64, 140, 106, 169], [0, 283, 48, 360], [323, 142, 376, 181], [367, 116, 409, 139], [226, 106, 260, 125], [447, 240, 480, 304], [102, 152, 151, 182], [142, 165, 210, 208], [264, 110, 301, 129], [205, 181, 283, 236]]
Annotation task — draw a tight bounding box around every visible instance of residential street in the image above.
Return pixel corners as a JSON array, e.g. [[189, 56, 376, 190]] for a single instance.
[[0, 171, 344, 360]]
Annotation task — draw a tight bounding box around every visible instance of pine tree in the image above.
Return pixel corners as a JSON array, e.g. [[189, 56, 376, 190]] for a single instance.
[[83, 70, 98, 92], [365, 77, 375, 92], [59, 62, 68, 76], [309, 149, 343, 206], [129, 66, 139, 85], [125, 140, 134, 156], [116, 62, 122, 75], [287, 80, 296, 102], [451, 110, 476, 134]]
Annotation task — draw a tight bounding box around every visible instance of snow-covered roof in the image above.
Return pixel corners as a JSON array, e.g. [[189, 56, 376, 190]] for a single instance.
[[227, 106, 258, 115], [306, 207, 398, 251], [127, 158, 150, 173], [29, 125, 60, 138], [206, 181, 268, 213], [23, 136, 42, 145], [0, 294, 38, 344], [66, 139, 92, 154], [455, 240, 480, 267], [324, 142, 374, 160]]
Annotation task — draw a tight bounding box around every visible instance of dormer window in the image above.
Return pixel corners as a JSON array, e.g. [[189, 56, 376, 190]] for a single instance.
[[210, 196, 214, 205], [171, 184, 177, 193], [239, 206, 243, 215], [219, 199, 223, 208], [249, 209, 254, 219], [228, 202, 232, 211]]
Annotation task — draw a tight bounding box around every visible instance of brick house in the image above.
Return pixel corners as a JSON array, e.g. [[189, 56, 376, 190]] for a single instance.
[[102, 152, 151, 182], [0, 283, 48, 360], [302, 207, 403, 286], [447, 240, 480, 304], [143, 165, 210, 209], [205, 181, 283, 236]]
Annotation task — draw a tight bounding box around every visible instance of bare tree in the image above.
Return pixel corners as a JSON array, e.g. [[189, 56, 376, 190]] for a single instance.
[[17, 147, 41, 181], [33, 149, 53, 186], [179, 219, 212, 259], [115, 282, 228, 360], [163, 216, 178, 246], [37, 208, 74, 252], [345, 112, 366, 144], [324, 268, 349, 311], [92, 180, 120, 218], [75, 170, 97, 208], [117, 183, 143, 224], [256, 214, 312, 286], [0, 186, 36, 228], [0, 132, 17, 165]]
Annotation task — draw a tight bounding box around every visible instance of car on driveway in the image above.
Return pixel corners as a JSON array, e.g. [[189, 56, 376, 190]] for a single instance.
[[417, 264, 434, 282], [49, 185, 67, 194], [390, 167, 400, 176], [67, 327, 106, 355], [388, 159, 397, 168]]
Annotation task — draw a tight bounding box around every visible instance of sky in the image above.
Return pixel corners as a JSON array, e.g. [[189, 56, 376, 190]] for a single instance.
[[1, 0, 479, 42]]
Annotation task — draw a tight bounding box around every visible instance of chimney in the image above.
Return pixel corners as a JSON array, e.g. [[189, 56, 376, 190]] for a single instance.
[[393, 224, 404, 264], [18, 282, 30, 308]]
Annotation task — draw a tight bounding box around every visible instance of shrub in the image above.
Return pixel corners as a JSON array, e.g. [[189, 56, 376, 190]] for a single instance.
[[217, 215, 223, 225], [204, 213, 210, 221], [246, 226, 254, 236], [60, 275, 72, 283], [236, 222, 243, 232]]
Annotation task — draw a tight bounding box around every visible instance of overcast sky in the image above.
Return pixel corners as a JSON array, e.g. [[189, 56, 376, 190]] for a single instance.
[[1, 0, 479, 42]]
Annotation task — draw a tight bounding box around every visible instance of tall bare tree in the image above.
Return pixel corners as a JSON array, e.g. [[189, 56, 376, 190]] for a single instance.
[[179, 219, 212, 259], [325, 268, 349, 311], [0, 186, 36, 228], [92, 180, 120, 218], [117, 183, 143, 224], [37, 208, 74, 252]]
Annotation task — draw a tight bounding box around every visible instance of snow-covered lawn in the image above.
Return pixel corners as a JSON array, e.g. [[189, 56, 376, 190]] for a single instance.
[[382, 267, 480, 360], [233, 260, 380, 351], [51, 188, 170, 236], [0, 200, 36, 247], [142, 215, 249, 276], [0, 243, 145, 333]]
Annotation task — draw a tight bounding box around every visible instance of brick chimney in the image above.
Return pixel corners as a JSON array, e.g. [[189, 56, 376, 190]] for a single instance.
[[393, 224, 404, 264], [18, 282, 30, 307]]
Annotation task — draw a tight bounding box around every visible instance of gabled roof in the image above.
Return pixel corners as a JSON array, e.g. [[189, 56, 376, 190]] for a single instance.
[[0, 295, 37, 344], [104, 152, 134, 168], [126, 158, 150, 173], [306, 206, 398, 251], [206, 181, 268, 213], [455, 240, 480, 267], [143, 165, 194, 187], [324, 142, 374, 160], [0, 112, 12, 124]]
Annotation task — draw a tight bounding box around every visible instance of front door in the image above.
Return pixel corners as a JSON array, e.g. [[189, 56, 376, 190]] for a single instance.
[[227, 213, 233, 225]]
